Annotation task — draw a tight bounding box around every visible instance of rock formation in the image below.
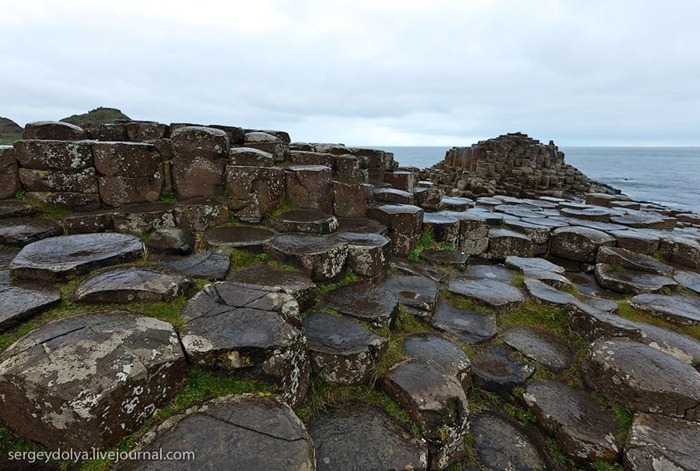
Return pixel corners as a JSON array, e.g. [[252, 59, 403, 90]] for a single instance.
[[0, 118, 698, 470]]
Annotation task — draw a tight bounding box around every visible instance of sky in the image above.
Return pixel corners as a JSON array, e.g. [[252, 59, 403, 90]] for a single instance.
[[2, 0, 699, 146]]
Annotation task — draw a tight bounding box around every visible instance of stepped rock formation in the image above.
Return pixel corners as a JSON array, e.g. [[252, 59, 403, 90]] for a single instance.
[[0, 118, 698, 470], [422, 132, 615, 199]]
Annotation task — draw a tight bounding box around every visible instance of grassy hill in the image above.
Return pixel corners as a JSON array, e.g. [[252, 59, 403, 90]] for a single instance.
[[0, 117, 23, 145], [61, 107, 130, 126]]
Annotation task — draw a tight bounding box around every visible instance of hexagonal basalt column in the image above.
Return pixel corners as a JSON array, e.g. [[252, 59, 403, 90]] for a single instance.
[[180, 282, 309, 407], [266, 234, 348, 282], [285, 165, 333, 213], [0, 312, 186, 450], [171, 126, 229, 198], [368, 204, 424, 256], [331, 232, 390, 280], [303, 312, 387, 384]]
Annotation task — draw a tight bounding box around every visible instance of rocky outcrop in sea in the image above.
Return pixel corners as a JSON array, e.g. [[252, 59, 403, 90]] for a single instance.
[[0, 120, 698, 470]]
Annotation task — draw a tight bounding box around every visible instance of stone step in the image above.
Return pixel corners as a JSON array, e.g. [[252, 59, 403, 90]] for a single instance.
[[265, 233, 348, 282], [303, 312, 387, 384], [320, 281, 398, 329], [269, 209, 338, 234]]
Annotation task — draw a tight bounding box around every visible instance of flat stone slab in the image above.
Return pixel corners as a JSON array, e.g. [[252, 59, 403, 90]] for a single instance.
[[0, 312, 186, 450], [420, 248, 468, 269], [594, 263, 677, 294], [610, 229, 660, 254], [160, 249, 231, 281], [463, 263, 516, 282], [380, 360, 469, 468], [550, 226, 616, 263], [582, 339, 700, 420], [471, 414, 546, 470], [228, 263, 317, 312], [266, 234, 348, 282], [123, 395, 314, 471], [403, 333, 471, 390], [596, 246, 674, 276], [308, 403, 428, 471], [204, 226, 277, 251], [448, 277, 524, 308], [336, 217, 387, 235], [303, 312, 387, 384], [180, 282, 308, 406], [0, 284, 61, 332], [611, 213, 666, 229], [321, 281, 398, 328], [501, 326, 573, 372], [524, 278, 578, 306], [624, 412, 700, 471], [71, 266, 193, 304], [629, 293, 700, 325], [432, 299, 498, 344], [10, 233, 145, 283], [270, 209, 339, 234], [560, 207, 615, 222], [674, 270, 700, 295], [471, 345, 534, 395], [505, 256, 565, 274], [485, 228, 533, 259], [570, 302, 700, 367], [382, 273, 438, 320], [0, 200, 39, 219], [523, 381, 619, 462], [0, 218, 63, 247]]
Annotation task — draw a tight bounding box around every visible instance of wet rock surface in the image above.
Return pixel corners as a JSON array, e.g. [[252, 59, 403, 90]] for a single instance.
[[448, 276, 524, 307], [403, 333, 472, 390], [71, 266, 193, 303], [10, 233, 145, 282], [180, 282, 309, 406], [321, 281, 398, 328], [309, 404, 428, 471], [303, 312, 387, 384], [270, 208, 338, 234], [628, 292, 700, 325], [471, 414, 546, 470], [0, 312, 186, 449], [227, 263, 317, 312], [380, 360, 469, 468], [160, 249, 231, 280], [624, 412, 700, 471], [501, 326, 574, 371], [432, 299, 498, 344], [582, 339, 700, 420], [124, 395, 315, 471], [382, 272, 438, 319], [0, 218, 63, 246], [471, 345, 535, 395], [0, 284, 61, 332], [524, 381, 619, 462], [266, 233, 348, 282], [594, 263, 677, 294], [204, 226, 277, 251]]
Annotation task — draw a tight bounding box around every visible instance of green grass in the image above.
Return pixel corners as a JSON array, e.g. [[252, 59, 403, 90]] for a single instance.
[[225, 247, 269, 270], [0, 133, 22, 145], [545, 437, 575, 468], [408, 231, 437, 261], [592, 460, 622, 470], [268, 197, 296, 218], [503, 403, 537, 427], [60, 107, 130, 125], [441, 290, 490, 314], [499, 300, 570, 335], [158, 189, 176, 203], [316, 268, 358, 294]]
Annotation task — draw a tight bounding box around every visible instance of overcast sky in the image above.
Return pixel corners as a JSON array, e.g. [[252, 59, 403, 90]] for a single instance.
[[2, 0, 699, 146]]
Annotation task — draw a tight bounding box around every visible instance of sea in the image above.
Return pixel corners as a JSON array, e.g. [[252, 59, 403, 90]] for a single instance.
[[377, 146, 700, 214]]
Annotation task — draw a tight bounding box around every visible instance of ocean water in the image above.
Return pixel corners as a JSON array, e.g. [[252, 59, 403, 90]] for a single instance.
[[378, 146, 700, 214]]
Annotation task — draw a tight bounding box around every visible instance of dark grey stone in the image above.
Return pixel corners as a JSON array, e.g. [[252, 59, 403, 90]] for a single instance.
[[160, 250, 231, 281], [266, 234, 347, 282], [180, 282, 308, 406], [501, 326, 574, 372], [432, 299, 498, 344], [321, 282, 398, 328], [308, 404, 428, 471], [270, 209, 338, 234], [11, 233, 145, 282], [227, 264, 317, 312], [146, 228, 196, 255], [582, 339, 700, 420], [122, 395, 314, 471], [403, 333, 471, 390], [382, 273, 438, 320], [523, 381, 620, 462], [629, 293, 700, 325], [0, 218, 62, 246], [303, 312, 387, 384], [471, 414, 546, 470], [448, 277, 524, 308], [71, 266, 192, 304], [204, 226, 277, 252], [0, 284, 61, 332], [624, 412, 700, 471], [471, 345, 534, 395]]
